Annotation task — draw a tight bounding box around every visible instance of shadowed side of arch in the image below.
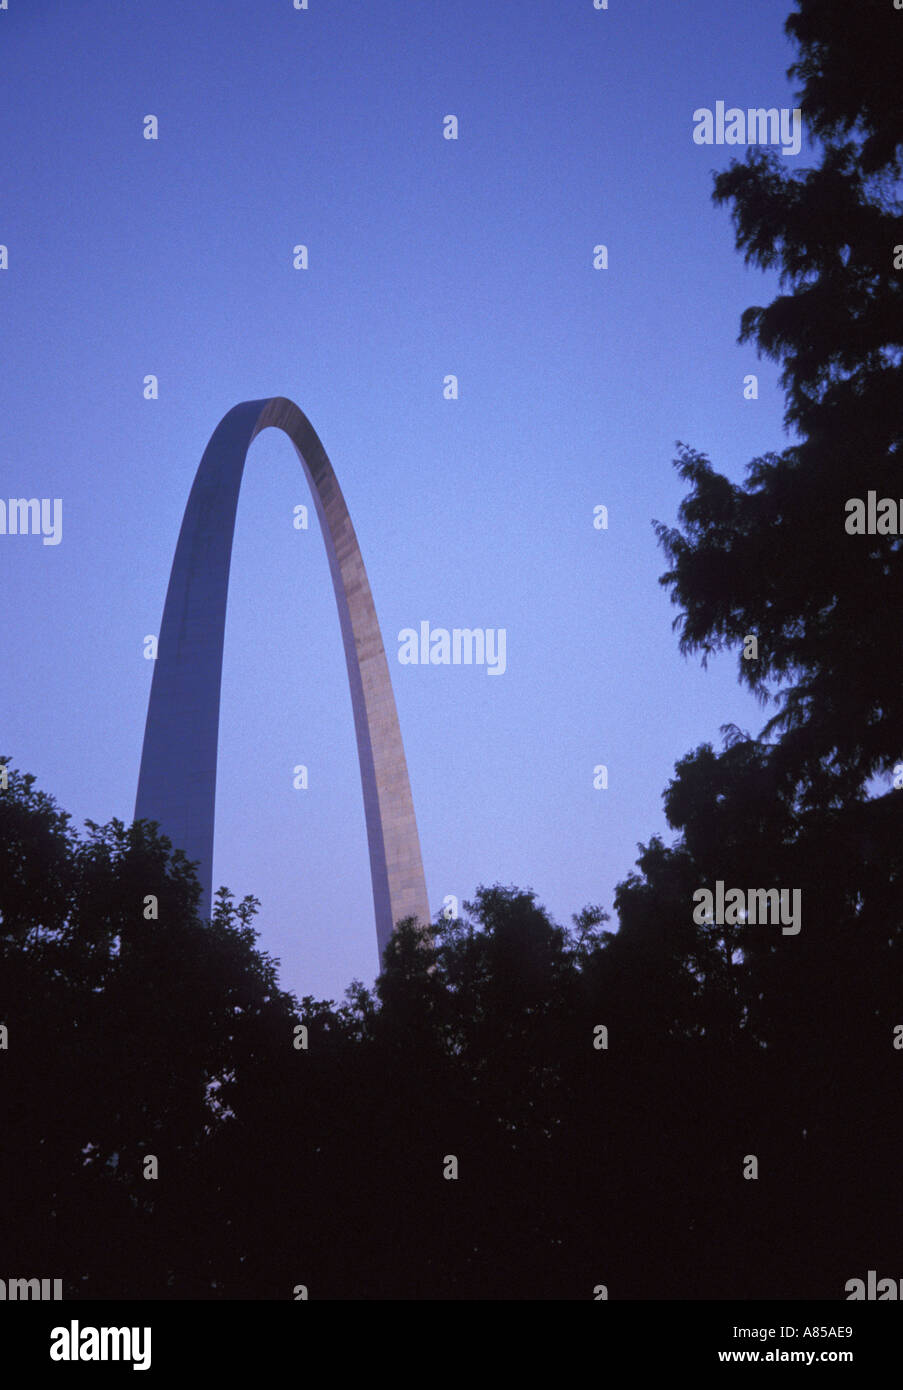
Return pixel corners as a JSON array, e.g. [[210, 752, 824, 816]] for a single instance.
[[135, 395, 429, 960]]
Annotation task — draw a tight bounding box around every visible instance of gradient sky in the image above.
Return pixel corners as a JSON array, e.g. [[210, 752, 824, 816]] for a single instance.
[[1, 0, 816, 1003]]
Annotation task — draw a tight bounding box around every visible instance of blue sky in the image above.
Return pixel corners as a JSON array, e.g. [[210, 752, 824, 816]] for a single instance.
[[1, 0, 815, 1003]]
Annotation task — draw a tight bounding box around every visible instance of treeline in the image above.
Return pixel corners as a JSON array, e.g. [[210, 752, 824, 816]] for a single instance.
[[1, 752, 902, 1298]]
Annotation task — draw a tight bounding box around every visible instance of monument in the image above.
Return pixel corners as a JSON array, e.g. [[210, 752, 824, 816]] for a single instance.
[[135, 396, 430, 959]]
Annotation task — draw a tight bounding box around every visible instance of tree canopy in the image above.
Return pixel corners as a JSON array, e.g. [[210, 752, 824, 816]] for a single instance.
[[655, 0, 903, 806]]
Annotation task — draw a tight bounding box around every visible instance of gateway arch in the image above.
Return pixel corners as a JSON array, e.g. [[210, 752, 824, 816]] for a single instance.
[[135, 396, 430, 959]]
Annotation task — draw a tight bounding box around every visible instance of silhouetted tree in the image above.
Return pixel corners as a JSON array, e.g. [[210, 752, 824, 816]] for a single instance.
[[0, 758, 300, 1297], [654, 0, 903, 806]]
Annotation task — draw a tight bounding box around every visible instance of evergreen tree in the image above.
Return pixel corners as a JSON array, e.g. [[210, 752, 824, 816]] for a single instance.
[[655, 0, 903, 805]]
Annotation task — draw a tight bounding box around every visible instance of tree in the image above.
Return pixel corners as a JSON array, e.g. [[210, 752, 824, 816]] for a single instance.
[[654, 0, 903, 806], [0, 757, 301, 1296]]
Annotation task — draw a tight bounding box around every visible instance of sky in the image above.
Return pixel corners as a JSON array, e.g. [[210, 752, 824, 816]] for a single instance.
[[0, 0, 816, 1004]]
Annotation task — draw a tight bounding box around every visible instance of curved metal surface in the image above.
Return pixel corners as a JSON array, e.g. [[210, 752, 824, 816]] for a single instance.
[[135, 396, 429, 958]]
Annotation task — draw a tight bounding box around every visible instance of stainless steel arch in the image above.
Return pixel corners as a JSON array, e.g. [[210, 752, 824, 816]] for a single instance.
[[135, 396, 429, 959]]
